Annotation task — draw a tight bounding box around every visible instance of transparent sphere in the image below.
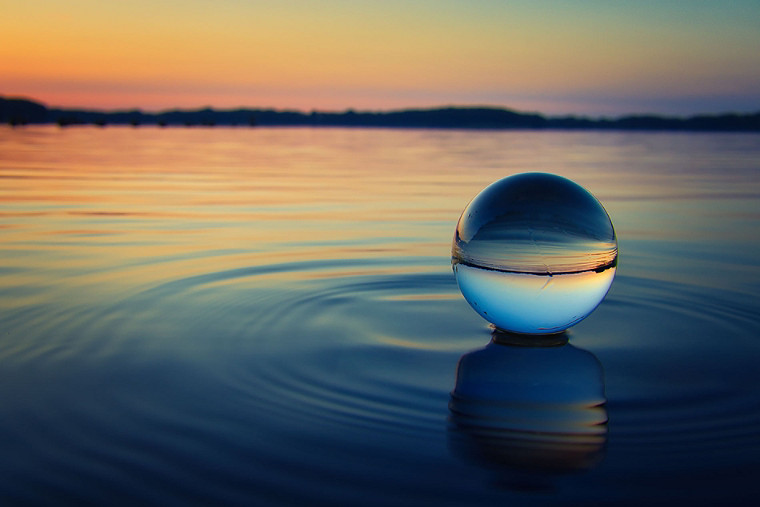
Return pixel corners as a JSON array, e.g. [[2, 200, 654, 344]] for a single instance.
[[452, 173, 617, 334]]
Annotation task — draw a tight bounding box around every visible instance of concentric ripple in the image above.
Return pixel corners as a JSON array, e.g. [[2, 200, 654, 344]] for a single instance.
[[2, 127, 759, 506], [3, 255, 758, 505]]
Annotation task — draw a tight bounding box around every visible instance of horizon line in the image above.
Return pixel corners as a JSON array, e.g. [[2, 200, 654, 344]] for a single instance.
[[4, 94, 759, 121]]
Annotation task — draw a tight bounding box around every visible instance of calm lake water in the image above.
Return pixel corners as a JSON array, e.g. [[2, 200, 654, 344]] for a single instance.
[[1, 126, 759, 506]]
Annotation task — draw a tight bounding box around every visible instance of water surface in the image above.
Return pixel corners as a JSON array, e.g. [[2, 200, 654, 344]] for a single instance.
[[1, 126, 759, 505]]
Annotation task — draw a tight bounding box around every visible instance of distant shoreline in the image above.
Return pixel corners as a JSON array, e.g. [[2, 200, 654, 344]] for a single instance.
[[2, 95, 759, 131]]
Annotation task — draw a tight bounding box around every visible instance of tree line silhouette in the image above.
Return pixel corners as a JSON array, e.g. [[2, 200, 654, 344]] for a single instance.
[[2, 95, 759, 131]]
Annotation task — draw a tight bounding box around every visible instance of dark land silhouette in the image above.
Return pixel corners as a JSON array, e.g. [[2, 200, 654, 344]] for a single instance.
[[2, 95, 759, 131]]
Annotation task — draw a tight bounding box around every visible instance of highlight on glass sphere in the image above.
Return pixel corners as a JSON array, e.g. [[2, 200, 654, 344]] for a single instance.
[[452, 172, 617, 335]]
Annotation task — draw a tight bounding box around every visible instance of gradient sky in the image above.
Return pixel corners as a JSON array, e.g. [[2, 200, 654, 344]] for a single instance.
[[2, 0, 760, 116]]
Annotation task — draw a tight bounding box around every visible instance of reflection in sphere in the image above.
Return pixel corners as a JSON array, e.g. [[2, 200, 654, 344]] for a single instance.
[[452, 173, 617, 334]]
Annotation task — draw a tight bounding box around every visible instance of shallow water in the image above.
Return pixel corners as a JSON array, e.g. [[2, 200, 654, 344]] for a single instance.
[[1, 126, 759, 505]]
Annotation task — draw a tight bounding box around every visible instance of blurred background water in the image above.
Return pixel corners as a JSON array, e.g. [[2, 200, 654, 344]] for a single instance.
[[0, 126, 758, 506]]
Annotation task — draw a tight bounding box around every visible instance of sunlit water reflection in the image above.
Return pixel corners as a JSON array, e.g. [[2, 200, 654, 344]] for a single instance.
[[1, 126, 759, 505]]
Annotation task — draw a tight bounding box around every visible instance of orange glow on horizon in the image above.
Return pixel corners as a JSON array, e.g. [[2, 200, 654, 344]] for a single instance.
[[2, 1, 760, 115]]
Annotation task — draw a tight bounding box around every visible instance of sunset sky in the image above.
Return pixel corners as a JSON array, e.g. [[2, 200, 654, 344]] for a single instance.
[[3, 0, 759, 116]]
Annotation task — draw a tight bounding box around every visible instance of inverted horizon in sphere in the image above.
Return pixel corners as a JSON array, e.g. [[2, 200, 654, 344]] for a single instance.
[[452, 173, 617, 334]]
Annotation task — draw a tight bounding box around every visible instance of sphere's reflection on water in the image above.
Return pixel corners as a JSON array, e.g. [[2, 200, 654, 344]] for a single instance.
[[448, 330, 607, 483]]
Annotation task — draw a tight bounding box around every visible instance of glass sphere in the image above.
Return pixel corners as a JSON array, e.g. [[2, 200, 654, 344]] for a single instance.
[[452, 173, 617, 334]]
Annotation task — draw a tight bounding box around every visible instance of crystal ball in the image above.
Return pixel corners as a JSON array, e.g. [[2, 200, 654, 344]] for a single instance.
[[452, 173, 617, 334]]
